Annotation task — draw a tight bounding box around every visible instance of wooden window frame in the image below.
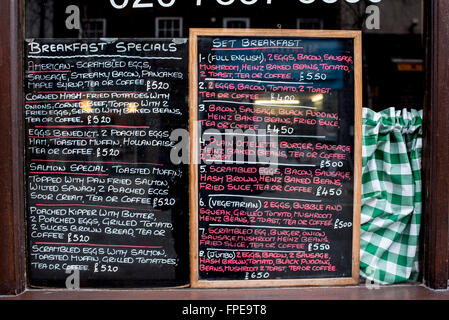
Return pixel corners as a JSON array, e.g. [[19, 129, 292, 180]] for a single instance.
[[155, 17, 183, 38], [1, 0, 448, 295], [79, 18, 107, 38], [223, 17, 251, 29], [0, 0, 26, 295], [421, 0, 449, 290]]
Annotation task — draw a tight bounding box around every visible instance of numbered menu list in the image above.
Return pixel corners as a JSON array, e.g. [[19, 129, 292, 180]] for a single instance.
[[25, 39, 189, 287], [196, 36, 356, 282]]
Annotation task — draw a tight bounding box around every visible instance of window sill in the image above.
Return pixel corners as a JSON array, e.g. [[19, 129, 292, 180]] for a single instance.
[[2, 283, 448, 300]]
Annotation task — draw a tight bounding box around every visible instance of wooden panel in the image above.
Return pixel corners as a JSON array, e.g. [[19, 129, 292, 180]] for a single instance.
[[422, 0, 449, 290], [0, 0, 25, 295], [4, 285, 449, 300]]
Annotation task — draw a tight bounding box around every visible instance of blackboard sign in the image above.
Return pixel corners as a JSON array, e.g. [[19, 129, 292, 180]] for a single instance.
[[189, 29, 362, 288], [24, 39, 190, 288]]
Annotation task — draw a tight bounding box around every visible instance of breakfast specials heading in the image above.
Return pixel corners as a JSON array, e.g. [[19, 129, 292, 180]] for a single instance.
[[110, 0, 382, 9]]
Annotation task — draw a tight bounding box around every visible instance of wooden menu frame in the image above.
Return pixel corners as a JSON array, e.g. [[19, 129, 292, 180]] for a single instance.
[[189, 28, 362, 288]]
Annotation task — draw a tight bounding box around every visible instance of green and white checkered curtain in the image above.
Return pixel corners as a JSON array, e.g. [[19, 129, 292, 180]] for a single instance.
[[360, 107, 423, 284]]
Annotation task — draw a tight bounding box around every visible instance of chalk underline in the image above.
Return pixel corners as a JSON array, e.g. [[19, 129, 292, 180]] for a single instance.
[[204, 78, 313, 86], [203, 160, 317, 167], [27, 70, 71, 73], [209, 223, 321, 231], [31, 159, 164, 166], [202, 99, 315, 109], [29, 171, 108, 177], [35, 242, 163, 249], [37, 90, 150, 94], [28, 54, 182, 60], [208, 194, 322, 203], [34, 125, 150, 129], [25, 99, 80, 104], [35, 203, 161, 212], [211, 46, 304, 51], [206, 248, 305, 253], [29, 136, 96, 140], [202, 132, 326, 139]]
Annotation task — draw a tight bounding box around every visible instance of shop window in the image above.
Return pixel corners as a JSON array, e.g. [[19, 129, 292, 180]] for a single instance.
[[155, 17, 183, 38], [297, 18, 324, 30], [3, 0, 435, 297], [79, 18, 107, 38]]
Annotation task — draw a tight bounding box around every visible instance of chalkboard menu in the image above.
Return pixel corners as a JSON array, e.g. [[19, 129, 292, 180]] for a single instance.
[[24, 39, 189, 288], [189, 29, 362, 287]]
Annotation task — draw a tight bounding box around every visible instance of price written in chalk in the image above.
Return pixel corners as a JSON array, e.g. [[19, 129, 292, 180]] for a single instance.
[[316, 186, 343, 197], [96, 148, 120, 157], [94, 263, 119, 273], [67, 233, 90, 243], [334, 219, 353, 229], [267, 124, 294, 135], [307, 243, 331, 252], [245, 272, 270, 280], [320, 160, 344, 169], [87, 115, 112, 125], [153, 197, 176, 208]]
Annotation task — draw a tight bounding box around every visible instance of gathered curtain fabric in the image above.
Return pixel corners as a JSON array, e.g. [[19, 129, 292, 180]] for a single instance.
[[359, 107, 423, 284]]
